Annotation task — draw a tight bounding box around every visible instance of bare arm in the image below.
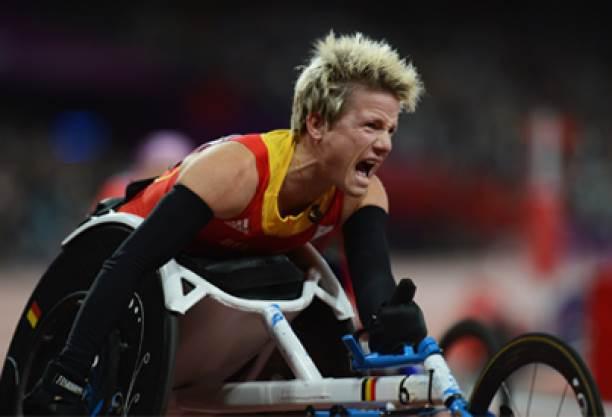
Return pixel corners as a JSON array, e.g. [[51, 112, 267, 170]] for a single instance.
[[341, 175, 389, 223], [178, 141, 259, 219]]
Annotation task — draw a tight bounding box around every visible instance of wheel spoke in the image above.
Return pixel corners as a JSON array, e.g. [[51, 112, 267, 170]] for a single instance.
[[525, 363, 538, 417], [502, 380, 522, 417], [555, 383, 568, 417]]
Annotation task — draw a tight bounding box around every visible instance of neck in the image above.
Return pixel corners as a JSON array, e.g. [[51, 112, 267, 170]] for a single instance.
[[278, 137, 332, 217]]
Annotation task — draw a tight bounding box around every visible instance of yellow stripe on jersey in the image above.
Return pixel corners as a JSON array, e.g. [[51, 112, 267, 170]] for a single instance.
[[260, 130, 336, 237], [153, 165, 180, 183]]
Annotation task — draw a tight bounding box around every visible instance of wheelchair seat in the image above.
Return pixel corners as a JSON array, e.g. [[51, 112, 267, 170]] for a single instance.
[[175, 253, 305, 301]]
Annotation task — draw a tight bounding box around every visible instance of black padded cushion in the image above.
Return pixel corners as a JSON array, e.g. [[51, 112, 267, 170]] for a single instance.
[[175, 253, 305, 300], [90, 177, 156, 217], [91, 197, 125, 216]]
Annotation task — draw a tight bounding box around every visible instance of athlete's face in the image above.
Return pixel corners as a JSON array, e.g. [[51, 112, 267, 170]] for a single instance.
[[318, 86, 400, 198]]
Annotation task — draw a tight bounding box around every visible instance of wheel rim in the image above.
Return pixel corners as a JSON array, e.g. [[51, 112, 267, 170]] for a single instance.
[[19, 292, 145, 416], [486, 363, 591, 417], [469, 334, 603, 417]]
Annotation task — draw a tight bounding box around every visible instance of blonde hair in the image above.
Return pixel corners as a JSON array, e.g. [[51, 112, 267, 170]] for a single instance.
[[291, 31, 424, 137]]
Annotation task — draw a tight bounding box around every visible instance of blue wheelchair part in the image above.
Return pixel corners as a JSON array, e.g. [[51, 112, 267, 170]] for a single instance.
[[340, 337, 474, 416], [81, 383, 102, 417], [446, 395, 472, 417], [90, 399, 103, 417], [342, 336, 442, 371]]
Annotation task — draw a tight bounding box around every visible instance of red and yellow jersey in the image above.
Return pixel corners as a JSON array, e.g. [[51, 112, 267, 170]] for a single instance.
[[119, 130, 344, 256]]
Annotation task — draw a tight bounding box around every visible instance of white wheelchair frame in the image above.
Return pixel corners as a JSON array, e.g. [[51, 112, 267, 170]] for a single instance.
[[63, 211, 471, 416]]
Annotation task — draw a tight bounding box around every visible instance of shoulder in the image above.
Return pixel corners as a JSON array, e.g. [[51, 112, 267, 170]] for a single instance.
[[177, 141, 259, 219], [340, 175, 389, 223], [183, 139, 256, 167]]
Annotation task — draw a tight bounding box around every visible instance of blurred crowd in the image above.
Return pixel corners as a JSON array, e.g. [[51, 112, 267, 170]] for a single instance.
[[1, 3, 611, 264]]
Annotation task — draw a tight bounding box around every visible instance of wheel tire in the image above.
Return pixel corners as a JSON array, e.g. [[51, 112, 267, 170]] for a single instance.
[[469, 332, 604, 417], [439, 318, 502, 357], [0, 223, 177, 416]]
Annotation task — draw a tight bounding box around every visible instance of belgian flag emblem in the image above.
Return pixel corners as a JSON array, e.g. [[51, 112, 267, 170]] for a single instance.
[[361, 377, 378, 401], [26, 301, 42, 329]]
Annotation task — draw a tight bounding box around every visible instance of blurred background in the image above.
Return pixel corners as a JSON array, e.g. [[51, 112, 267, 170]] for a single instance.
[[1, 0, 612, 402]]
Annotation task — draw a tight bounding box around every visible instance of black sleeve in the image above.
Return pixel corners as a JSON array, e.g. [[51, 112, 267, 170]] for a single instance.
[[97, 184, 214, 275], [61, 184, 214, 376], [342, 205, 396, 326]]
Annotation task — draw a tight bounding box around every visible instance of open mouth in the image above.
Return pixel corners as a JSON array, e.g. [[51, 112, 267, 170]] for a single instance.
[[355, 160, 375, 177]]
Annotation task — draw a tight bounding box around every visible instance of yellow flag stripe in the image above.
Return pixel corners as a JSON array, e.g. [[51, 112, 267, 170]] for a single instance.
[[26, 308, 39, 329], [361, 377, 377, 401]]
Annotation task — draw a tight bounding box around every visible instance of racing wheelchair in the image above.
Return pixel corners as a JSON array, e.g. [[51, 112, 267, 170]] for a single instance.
[[0, 204, 605, 416]]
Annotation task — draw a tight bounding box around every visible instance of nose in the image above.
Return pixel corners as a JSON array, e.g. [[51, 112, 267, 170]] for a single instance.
[[373, 133, 392, 155]]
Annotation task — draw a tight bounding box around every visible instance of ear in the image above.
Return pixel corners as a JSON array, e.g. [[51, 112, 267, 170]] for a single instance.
[[305, 112, 326, 142]]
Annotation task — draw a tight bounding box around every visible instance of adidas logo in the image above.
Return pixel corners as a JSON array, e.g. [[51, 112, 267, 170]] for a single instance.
[[224, 218, 249, 234]]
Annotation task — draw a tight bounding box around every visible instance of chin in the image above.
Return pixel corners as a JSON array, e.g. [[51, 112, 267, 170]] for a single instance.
[[343, 185, 368, 198]]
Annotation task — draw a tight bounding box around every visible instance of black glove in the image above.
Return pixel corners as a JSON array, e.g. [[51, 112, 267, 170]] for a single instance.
[[367, 278, 428, 354], [22, 359, 89, 416]]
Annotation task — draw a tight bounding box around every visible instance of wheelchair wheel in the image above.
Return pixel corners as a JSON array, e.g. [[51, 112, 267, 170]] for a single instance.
[[469, 333, 604, 417], [439, 318, 502, 357], [0, 223, 177, 416]]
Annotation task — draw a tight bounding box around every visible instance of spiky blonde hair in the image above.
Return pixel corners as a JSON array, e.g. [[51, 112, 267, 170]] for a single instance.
[[291, 31, 424, 137]]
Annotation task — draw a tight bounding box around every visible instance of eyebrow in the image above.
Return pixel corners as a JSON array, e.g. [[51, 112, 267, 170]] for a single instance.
[[365, 114, 397, 129]]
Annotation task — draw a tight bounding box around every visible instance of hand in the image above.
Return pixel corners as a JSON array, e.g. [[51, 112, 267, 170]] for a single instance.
[[367, 278, 428, 354], [22, 360, 89, 416]]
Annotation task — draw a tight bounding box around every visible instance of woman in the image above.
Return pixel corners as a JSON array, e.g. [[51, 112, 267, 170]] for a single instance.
[[25, 31, 427, 415]]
